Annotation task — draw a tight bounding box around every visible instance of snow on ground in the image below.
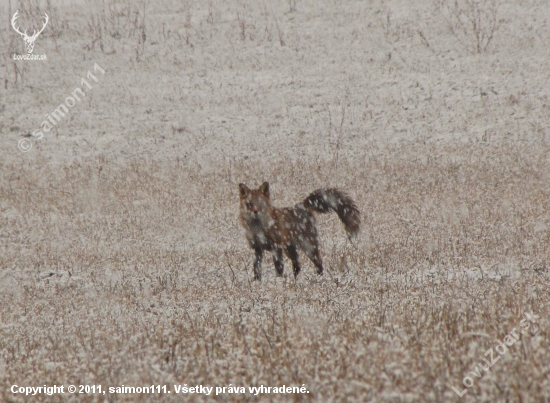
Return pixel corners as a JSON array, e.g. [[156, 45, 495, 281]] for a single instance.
[[1, 0, 549, 401]]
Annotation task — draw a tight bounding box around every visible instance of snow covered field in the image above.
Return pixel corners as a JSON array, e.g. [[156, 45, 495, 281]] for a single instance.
[[1, 0, 549, 401]]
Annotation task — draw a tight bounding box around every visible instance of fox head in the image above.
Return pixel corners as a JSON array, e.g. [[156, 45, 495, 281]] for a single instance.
[[239, 182, 271, 219]]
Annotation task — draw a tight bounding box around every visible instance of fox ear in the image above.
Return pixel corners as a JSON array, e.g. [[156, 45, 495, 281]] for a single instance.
[[259, 181, 270, 198], [239, 183, 249, 198]]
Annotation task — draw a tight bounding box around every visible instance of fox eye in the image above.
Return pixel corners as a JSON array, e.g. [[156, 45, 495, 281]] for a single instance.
[[246, 202, 254, 210]]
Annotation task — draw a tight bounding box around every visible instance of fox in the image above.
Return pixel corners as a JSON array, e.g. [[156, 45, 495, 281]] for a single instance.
[[239, 182, 360, 280]]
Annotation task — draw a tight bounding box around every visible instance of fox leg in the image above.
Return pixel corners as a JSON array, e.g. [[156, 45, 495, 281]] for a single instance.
[[304, 245, 324, 275], [285, 244, 301, 277], [272, 247, 284, 277], [253, 247, 264, 280], [300, 235, 324, 275]]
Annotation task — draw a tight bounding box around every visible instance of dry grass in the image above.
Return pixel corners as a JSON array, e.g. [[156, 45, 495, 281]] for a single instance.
[[1, 0, 550, 401], [1, 141, 549, 402]]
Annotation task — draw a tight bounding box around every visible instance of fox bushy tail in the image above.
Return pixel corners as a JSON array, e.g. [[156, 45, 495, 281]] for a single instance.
[[303, 188, 361, 240]]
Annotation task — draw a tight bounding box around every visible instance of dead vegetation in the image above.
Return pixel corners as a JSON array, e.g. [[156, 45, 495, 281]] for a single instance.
[[1, 141, 549, 402], [1, 0, 549, 401]]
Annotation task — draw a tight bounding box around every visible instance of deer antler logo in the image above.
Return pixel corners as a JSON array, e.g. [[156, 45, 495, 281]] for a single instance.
[[11, 11, 49, 54]]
